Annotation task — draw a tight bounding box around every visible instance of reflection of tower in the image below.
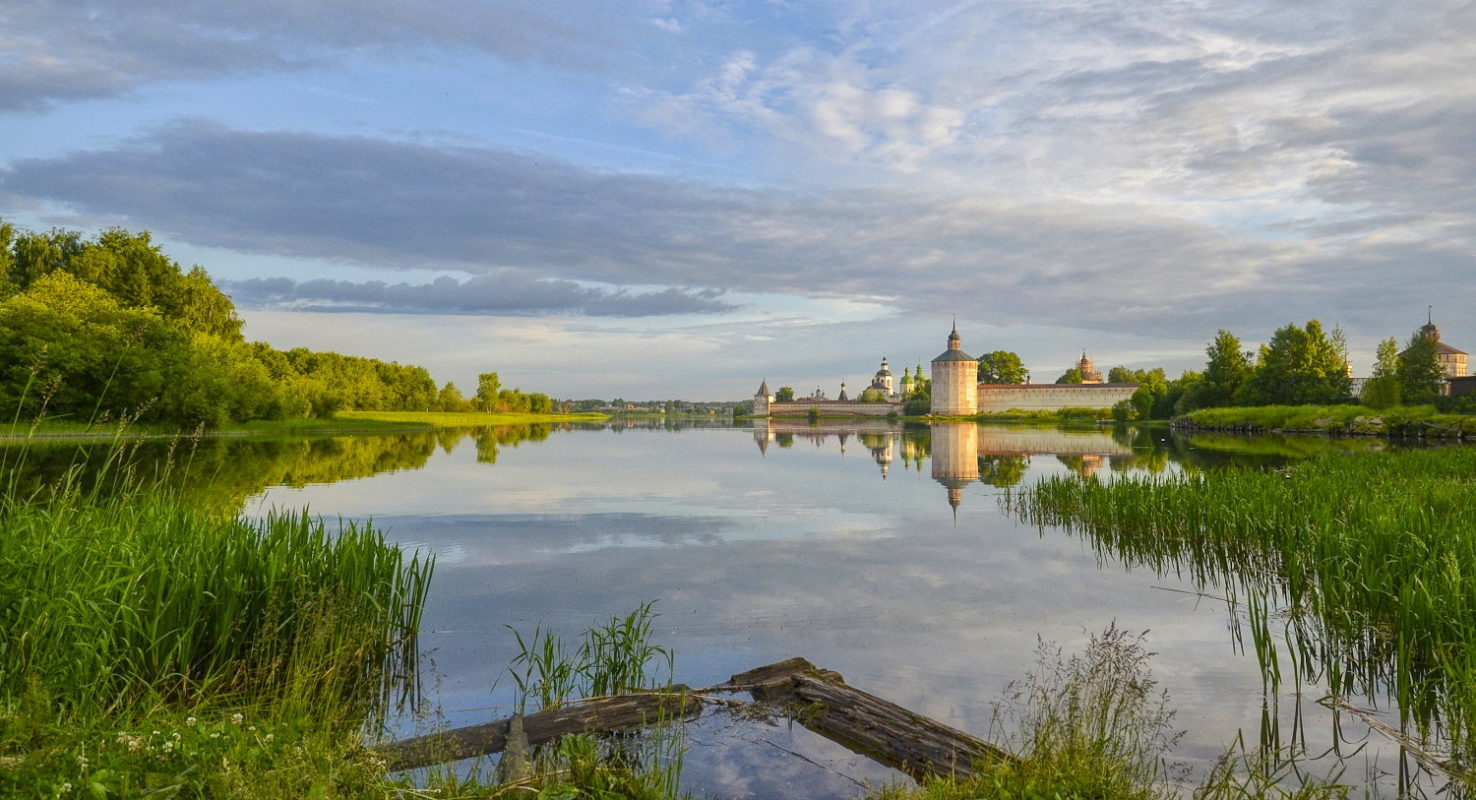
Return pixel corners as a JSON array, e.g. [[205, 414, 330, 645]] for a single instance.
[[869, 432, 894, 479], [1079, 453, 1103, 479], [930, 322, 978, 415], [930, 423, 979, 513], [753, 418, 773, 455]]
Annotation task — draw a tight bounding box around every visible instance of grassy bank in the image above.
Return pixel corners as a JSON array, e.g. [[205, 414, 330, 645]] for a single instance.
[[0, 465, 433, 797], [339, 409, 607, 427], [1178, 404, 1476, 436], [1008, 446, 1476, 776], [921, 407, 1112, 423], [3, 415, 432, 441]]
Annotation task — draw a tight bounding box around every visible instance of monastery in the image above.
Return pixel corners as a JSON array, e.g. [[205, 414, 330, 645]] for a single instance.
[[753, 323, 1138, 417]]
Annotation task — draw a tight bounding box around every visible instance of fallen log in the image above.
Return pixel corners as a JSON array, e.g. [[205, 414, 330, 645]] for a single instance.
[[726, 658, 1014, 781], [374, 687, 702, 771]]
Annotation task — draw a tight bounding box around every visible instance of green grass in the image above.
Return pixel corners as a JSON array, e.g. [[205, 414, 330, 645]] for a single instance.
[[871, 626, 1349, 800], [0, 455, 434, 798], [1179, 405, 1476, 437], [3, 415, 432, 441], [1008, 447, 1476, 776], [339, 409, 607, 427]]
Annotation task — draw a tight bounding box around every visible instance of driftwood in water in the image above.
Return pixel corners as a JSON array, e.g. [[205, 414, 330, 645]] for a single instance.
[[377, 657, 1013, 782], [374, 688, 702, 771], [726, 657, 1014, 781]]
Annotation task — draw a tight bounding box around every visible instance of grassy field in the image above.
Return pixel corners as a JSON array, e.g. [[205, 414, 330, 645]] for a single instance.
[[1008, 446, 1476, 781], [1179, 404, 1476, 436], [339, 409, 607, 427]]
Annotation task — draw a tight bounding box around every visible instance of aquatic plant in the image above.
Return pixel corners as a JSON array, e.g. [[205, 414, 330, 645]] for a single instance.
[[1008, 447, 1476, 775]]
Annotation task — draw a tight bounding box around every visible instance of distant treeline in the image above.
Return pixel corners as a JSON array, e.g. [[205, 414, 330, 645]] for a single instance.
[[0, 222, 537, 426]]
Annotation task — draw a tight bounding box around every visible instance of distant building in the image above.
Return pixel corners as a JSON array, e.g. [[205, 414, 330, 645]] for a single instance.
[[1076, 351, 1103, 384], [928, 324, 1137, 415], [1402, 312, 1469, 379]]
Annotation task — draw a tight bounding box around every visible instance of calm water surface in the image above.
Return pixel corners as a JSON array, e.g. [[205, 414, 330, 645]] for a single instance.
[[11, 420, 1434, 796]]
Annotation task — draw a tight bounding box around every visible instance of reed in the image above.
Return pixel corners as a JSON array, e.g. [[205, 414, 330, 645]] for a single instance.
[[1008, 447, 1476, 770], [0, 452, 433, 797]]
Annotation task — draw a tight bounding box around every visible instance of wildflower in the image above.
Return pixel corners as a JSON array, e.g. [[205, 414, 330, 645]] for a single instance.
[[247, 725, 256, 732], [264, 734, 274, 742], [185, 716, 197, 726], [230, 713, 244, 725], [210, 732, 222, 739], [59, 783, 72, 794]]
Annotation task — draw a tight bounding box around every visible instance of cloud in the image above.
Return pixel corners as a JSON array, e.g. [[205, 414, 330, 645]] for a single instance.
[[0, 0, 637, 111], [223, 273, 736, 317], [2, 120, 1464, 339]]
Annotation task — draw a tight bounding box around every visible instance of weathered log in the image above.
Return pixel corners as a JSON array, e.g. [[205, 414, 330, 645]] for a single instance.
[[375, 688, 701, 771], [729, 658, 1014, 781]]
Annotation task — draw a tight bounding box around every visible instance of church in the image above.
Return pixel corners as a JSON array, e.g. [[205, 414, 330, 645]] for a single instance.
[[752, 323, 1138, 416]]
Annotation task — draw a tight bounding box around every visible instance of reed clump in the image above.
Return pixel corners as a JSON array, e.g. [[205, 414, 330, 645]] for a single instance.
[[0, 459, 433, 797], [1008, 447, 1476, 773]]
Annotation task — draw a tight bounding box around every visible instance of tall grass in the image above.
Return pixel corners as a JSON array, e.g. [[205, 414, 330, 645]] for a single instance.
[[1008, 447, 1476, 771], [508, 601, 674, 713], [0, 448, 433, 797]]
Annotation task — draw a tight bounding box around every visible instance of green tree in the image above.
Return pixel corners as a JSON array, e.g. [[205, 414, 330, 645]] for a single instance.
[[476, 372, 502, 411], [1362, 338, 1402, 409], [1398, 330, 1445, 405], [1056, 368, 1084, 384], [858, 387, 886, 402], [977, 350, 1026, 384], [1236, 320, 1351, 406], [437, 382, 468, 412], [1197, 330, 1253, 408], [775, 386, 795, 402]]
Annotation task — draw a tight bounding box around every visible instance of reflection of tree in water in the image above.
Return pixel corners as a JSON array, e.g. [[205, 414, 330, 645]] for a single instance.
[[2, 433, 443, 514], [978, 454, 1028, 487], [900, 426, 930, 473], [775, 433, 794, 449], [472, 424, 552, 465]]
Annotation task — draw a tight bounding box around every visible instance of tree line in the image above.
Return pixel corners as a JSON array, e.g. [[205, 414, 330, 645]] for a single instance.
[[972, 319, 1454, 421], [0, 222, 542, 426]]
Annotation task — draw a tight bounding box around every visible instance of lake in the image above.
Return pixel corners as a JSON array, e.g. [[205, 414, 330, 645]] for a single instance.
[[11, 420, 1439, 797]]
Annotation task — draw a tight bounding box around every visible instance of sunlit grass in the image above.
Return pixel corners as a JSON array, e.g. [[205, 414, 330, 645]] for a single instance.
[[339, 409, 607, 427], [1009, 446, 1476, 774]]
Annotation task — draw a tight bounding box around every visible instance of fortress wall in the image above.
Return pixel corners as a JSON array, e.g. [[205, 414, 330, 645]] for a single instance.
[[767, 400, 904, 417], [976, 384, 1137, 413]]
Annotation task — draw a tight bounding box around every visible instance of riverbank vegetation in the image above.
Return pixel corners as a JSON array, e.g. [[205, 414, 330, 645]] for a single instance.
[[0, 454, 434, 797], [1008, 446, 1476, 784], [0, 221, 557, 429], [340, 409, 606, 427], [1177, 403, 1476, 436]]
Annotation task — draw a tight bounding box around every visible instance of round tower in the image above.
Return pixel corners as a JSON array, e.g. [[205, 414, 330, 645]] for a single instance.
[[930, 322, 978, 415]]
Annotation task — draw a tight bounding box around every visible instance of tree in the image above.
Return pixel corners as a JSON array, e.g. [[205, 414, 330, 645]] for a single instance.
[[775, 386, 795, 402], [977, 350, 1026, 384], [476, 372, 501, 411], [1056, 368, 1083, 384], [1236, 320, 1351, 406], [437, 381, 468, 412], [1398, 330, 1445, 405], [1198, 330, 1253, 408], [1362, 338, 1402, 409], [858, 387, 886, 402]]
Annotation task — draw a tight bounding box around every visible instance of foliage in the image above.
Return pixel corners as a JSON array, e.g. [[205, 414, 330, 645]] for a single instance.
[[775, 386, 796, 402], [508, 602, 673, 714], [1197, 330, 1254, 408], [1010, 447, 1476, 763], [1178, 403, 1476, 436], [858, 387, 887, 402], [1055, 367, 1084, 384], [1361, 338, 1402, 409], [978, 350, 1027, 384], [1397, 329, 1445, 405], [0, 448, 434, 799], [0, 220, 535, 427], [1234, 320, 1351, 406]]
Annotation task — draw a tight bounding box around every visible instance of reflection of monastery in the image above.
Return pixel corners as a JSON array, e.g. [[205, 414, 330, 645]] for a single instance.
[[752, 419, 1136, 511], [753, 324, 1138, 417]]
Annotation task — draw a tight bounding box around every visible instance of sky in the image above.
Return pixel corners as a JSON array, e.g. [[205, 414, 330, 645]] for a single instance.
[[1, 0, 1473, 399]]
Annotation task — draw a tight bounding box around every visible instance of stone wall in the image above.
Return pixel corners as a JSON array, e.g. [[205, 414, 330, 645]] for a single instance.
[[976, 383, 1138, 413], [767, 400, 905, 417]]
